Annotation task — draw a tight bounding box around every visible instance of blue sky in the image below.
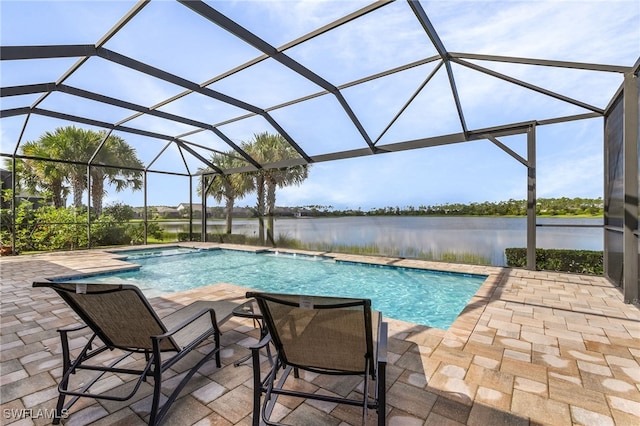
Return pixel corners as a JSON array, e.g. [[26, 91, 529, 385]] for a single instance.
[[1, 0, 639, 210]]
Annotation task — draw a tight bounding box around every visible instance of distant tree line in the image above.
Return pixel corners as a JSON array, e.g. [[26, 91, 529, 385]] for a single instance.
[[289, 197, 603, 217]]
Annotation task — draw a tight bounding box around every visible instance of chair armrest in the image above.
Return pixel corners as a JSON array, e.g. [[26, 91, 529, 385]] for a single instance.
[[249, 333, 272, 350], [377, 322, 388, 364], [57, 323, 89, 334]]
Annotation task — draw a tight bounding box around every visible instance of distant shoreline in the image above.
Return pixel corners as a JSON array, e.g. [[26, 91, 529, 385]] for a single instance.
[[142, 214, 604, 223], [137, 197, 604, 220]]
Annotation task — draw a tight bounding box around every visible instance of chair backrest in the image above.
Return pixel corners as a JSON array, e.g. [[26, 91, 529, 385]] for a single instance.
[[33, 282, 179, 352], [249, 292, 378, 376]]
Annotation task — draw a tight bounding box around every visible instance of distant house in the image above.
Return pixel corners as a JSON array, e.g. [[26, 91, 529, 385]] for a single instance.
[[155, 206, 181, 219], [275, 207, 296, 217], [177, 203, 203, 218], [294, 208, 314, 217], [177, 203, 202, 212]]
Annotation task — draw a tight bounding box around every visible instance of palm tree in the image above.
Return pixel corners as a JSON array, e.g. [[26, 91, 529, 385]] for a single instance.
[[48, 127, 97, 209], [22, 126, 94, 209], [246, 133, 272, 244], [255, 171, 266, 244], [18, 126, 143, 215], [246, 132, 309, 246], [90, 132, 143, 216], [19, 137, 69, 208], [198, 152, 254, 234]]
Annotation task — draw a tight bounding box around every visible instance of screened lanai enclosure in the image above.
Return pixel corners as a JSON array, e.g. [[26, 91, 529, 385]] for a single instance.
[[1, 0, 639, 303]]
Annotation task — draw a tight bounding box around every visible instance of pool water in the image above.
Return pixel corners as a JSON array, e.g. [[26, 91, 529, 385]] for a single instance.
[[67, 249, 487, 329]]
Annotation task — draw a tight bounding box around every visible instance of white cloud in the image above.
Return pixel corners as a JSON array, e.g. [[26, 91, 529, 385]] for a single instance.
[[434, 1, 638, 63]]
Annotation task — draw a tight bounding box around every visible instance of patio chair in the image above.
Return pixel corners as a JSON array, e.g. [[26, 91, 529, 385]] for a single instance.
[[247, 292, 387, 426], [32, 281, 240, 425]]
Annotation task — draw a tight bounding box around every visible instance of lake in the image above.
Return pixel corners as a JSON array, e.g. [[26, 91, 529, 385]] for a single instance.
[[158, 216, 602, 266]]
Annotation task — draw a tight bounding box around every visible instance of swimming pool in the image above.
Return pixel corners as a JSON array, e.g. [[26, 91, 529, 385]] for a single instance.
[[65, 248, 487, 329]]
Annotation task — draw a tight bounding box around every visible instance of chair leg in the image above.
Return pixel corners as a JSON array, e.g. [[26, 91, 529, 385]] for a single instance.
[[55, 336, 108, 421], [377, 360, 386, 426], [149, 332, 222, 425], [251, 346, 262, 426], [149, 349, 163, 426], [52, 393, 65, 425], [362, 369, 369, 424], [53, 327, 74, 424], [214, 329, 221, 368]]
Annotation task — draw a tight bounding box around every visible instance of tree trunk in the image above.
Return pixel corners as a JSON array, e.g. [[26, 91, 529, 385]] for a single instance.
[[225, 196, 234, 234], [70, 173, 84, 209], [266, 178, 276, 246], [50, 178, 65, 208], [255, 174, 265, 245], [91, 173, 105, 217]]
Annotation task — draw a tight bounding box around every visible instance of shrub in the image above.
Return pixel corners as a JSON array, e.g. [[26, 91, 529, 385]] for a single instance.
[[505, 248, 603, 275], [176, 233, 246, 244], [177, 232, 201, 242], [5, 203, 90, 251], [209, 233, 247, 244], [91, 216, 129, 246], [144, 222, 164, 240], [103, 202, 135, 222]]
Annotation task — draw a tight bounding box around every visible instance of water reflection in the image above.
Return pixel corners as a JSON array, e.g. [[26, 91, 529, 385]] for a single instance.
[[158, 216, 602, 266]]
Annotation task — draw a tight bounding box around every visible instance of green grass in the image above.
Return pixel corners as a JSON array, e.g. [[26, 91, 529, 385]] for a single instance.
[[162, 230, 491, 265], [274, 233, 491, 265]]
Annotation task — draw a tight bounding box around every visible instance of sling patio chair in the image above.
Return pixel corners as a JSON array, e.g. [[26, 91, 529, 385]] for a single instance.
[[32, 281, 240, 425], [247, 292, 387, 426]]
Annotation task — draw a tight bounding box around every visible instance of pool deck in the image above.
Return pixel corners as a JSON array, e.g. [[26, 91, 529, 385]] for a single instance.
[[1, 243, 639, 425]]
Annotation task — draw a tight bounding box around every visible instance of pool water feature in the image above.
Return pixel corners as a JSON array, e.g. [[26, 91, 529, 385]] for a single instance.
[[110, 245, 201, 260], [67, 249, 487, 329]]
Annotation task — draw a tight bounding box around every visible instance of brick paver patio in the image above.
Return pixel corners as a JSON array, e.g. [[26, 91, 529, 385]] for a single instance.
[[1, 244, 639, 425]]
